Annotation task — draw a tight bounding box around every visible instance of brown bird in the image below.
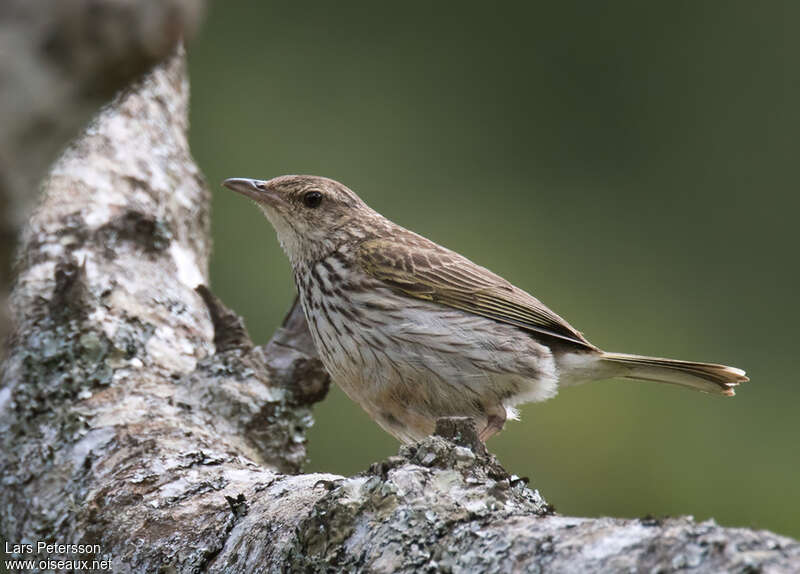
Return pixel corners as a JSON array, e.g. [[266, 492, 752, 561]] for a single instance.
[[224, 175, 748, 443]]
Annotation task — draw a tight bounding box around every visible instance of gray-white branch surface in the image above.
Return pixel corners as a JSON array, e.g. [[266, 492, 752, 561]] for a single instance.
[[1, 54, 798, 574], [0, 0, 204, 345]]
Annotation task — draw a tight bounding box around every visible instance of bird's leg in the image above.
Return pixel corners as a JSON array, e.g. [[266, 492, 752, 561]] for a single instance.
[[478, 407, 507, 442]]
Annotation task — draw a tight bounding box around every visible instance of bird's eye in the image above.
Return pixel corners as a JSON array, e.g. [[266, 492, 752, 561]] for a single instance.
[[302, 191, 323, 208]]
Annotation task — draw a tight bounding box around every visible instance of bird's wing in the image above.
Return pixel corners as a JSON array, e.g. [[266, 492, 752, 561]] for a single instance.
[[357, 235, 595, 349]]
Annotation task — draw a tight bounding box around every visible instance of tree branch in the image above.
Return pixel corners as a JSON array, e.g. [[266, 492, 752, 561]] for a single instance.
[[1, 51, 797, 573], [0, 0, 205, 346]]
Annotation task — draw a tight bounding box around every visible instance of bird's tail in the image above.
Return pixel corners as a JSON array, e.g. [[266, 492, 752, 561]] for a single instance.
[[600, 352, 748, 396]]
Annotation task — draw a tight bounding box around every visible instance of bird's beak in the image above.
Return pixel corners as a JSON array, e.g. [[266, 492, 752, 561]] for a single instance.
[[222, 178, 284, 205]]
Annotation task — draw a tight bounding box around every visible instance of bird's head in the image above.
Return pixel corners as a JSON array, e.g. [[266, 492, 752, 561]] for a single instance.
[[223, 175, 379, 264]]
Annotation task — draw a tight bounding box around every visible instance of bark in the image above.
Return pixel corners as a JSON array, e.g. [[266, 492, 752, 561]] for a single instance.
[[0, 0, 205, 345], [1, 52, 799, 574]]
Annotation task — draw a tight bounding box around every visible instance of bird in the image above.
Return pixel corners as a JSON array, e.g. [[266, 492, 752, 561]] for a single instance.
[[223, 175, 748, 444]]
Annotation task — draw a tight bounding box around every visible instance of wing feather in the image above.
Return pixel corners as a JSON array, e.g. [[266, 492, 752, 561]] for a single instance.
[[357, 235, 594, 349]]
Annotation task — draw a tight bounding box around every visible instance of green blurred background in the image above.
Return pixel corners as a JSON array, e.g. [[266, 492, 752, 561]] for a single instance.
[[188, 1, 799, 538]]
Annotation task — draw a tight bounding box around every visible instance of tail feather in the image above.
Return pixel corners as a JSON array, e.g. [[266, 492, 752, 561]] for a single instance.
[[601, 352, 748, 396]]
